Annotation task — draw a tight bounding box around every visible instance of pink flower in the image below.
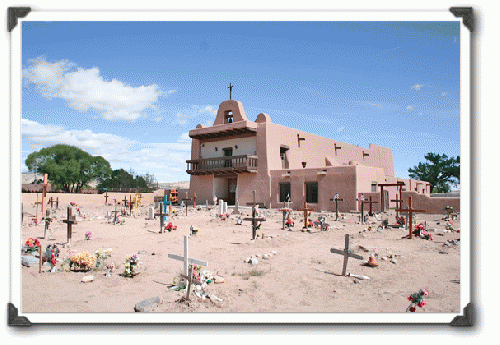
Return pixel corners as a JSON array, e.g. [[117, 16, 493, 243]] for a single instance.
[[420, 289, 429, 296], [417, 301, 427, 308]]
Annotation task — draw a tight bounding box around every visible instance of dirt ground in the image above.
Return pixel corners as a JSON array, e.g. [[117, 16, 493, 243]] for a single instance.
[[20, 195, 461, 313]]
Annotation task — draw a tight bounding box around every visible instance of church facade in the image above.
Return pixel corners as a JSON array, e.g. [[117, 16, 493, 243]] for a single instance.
[[186, 99, 431, 212]]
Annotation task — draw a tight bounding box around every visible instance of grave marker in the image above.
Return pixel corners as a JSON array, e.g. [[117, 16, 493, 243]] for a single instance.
[[243, 191, 266, 239], [298, 202, 314, 230], [41, 173, 49, 224], [363, 196, 378, 217], [330, 234, 364, 276], [155, 202, 166, 233], [395, 197, 426, 239], [104, 192, 109, 205], [330, 194, 344, 221], [168, 235, 208, 282], [43, 209, 50, 239], [182, 192, 191, 216], [62, 207, 77, 245], [391, 198, 404, 217], [111, 204, 120, 224]]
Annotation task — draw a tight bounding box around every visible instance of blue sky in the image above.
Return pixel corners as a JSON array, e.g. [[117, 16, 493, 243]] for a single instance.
[[21, 21, 460, 183]]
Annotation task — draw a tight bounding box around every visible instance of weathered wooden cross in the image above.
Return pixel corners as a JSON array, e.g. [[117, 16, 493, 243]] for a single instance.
[[330, 194, 344, 221], [395, 197, 426, 239], [378, 182, 405, 212], [182, 192, 191, 216], [193, 193, 197, 208], [122, 195, 128, 208], [104, 192, 109, 205], [298, 201, 314, 230], [330, 234, 365, 276], [41, 173, 49, 223], [168, 235, 208, 283], [155, 202, 166, 233], [62, 207, 77, 245], [391, 198, 404, 217], [48, 196, 58, 209], [111, 204, 120, 224], [281, 201, 290, 230], [43, 209, 51, 239], [243, 191, 266, 239], [364, 196, 378, 216]]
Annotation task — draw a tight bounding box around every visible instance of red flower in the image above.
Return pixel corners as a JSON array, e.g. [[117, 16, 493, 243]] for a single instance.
[[417, 301, 427, 308], [410, 307, 416, 312], [420, 289, 429, 296], [407, 296, 413, 302]]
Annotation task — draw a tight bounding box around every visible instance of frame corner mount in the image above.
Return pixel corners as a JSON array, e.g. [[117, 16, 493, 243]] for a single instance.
[[7, 7, 31, 32], [450, 303, 474, 327], [7, 303, 32, 327], [449, 7, 474, 32]]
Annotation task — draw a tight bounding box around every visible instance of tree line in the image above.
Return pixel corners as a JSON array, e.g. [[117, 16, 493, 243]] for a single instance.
[[25, 144, 158, 193]]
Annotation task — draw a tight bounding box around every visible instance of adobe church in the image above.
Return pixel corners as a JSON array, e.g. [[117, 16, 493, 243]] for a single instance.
[[186, 96, 435, 213]]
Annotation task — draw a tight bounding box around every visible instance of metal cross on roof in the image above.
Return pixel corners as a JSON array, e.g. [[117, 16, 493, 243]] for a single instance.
[[228, 83, 233, 100]]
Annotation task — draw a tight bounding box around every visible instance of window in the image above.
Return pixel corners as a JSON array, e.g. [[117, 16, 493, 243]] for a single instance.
[[371, 182, 378, 192], [224, 111, 233, 124], [280, 183, 291, 203], [280, 146, 289, 169], [306, 182, 318, 203], [223, 147, 233, 167]]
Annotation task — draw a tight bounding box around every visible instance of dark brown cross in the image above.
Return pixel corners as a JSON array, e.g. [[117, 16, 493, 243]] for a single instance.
[[228, 83, 233, 100], [129, 194, 134, 214], [395, 197, 426, 239], [378, 182, 405, 212], [243, 207, 266, 240], [41, 173, 49, 222], [182, 192, 191, 216], [48, 197, 54, 209], [362, 151, 369, 159], [122, 195, 128, 207], [298, 202, 314, 230], [155, 202, 166, 233], [104, 192, 109, 205], [330, 194, 344, 221], [62, 207, 77, 245], [364, 196, 378, 216], [193, 193, 197, 208], [330, 234, 364, 276], [358, 194, 366, 223], [297, 133, 306, 147], [334, 143, 342, 155]]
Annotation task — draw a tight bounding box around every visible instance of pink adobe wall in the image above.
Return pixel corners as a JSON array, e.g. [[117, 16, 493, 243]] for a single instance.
[[213, 100, 248, 125], [270, 166, 358, 212], [22, 192, 155, 209], [189, 175, 214, 205], [357, 192, 382, 213], [263, 122, 396, 177], [401, 191, 460, 215]]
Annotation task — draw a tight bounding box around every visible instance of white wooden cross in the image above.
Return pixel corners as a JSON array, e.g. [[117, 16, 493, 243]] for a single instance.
[[168, 235, 208, 281]]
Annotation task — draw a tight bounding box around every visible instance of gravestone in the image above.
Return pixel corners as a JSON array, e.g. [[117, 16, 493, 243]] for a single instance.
[[148, 207, 155, 220]]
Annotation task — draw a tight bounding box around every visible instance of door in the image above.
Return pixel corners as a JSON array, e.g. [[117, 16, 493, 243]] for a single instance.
[[223, 147, 233, 168], [228, 178, 237, 205]]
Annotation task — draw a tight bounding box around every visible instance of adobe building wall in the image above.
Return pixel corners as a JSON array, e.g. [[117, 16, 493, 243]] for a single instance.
[[401, 191, 460, 215], [200, 136, 257, 159], [263, 122, 396, 177], [270, 166, 358, 212], [189, 175, 214, 206]]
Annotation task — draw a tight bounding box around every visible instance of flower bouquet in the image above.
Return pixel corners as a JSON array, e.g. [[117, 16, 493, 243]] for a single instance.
[[45, 244, 59, 271], [165, 222, 177, 232], [285, 218, 294, 228], [406, 289, 429, 312], [396, 215, 406, 225], [123, 254, 141, 277], [413, 224, 433, 240], [24, 238, 41, 254], [85, 231, 92, 240], [70, 251, 96, 271], [95, 248, 113, 268]]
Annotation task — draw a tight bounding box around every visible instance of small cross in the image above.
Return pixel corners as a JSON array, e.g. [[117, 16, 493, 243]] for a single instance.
[[334, 143, 342, 155], [330, 194, 344, 221], [154, 202, 166, 233], [182, 192, 191, 216], [297, 133, 306, 147], [330, 234, 364, 276], [111, 205, 120, 224], [228, 83, 233, 100], [62, 207, 77, 245], [168, 235, 208, 283], [363, 196, 378, 217], [395, 197, 426, 239], [122, 195, 128, 207], [391, 198, 404, 217], [43, 209, 51, 239], [298, 201, 314, 230], [243, 206, 267, 240]]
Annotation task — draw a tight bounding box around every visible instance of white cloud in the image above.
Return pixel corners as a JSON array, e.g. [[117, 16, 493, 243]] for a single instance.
[[411, 84, 425, 91], [175, 105, 217, 125], [22, 119, 192, 182], [23, 56, 172, 121]]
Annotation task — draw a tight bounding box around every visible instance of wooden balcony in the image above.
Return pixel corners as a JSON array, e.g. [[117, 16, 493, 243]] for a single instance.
[[186, 155, 258, 175]]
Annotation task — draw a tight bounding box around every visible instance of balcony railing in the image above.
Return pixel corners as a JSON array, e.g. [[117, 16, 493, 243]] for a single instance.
[[186, 155, 258, 175]]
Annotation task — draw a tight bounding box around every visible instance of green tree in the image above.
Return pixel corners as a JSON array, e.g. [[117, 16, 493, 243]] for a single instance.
[[408, 153, 460, 193], [25, 145, 112, 193], [98, 169, 151, 190]]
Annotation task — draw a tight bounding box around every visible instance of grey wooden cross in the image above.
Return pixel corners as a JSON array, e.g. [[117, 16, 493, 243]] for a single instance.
[[111, 204, 120, 224], [62, 207, 77, 245], [330, 193, 344, 220], [243, 191, 266, 239], [43, 209, 51, 239], [154, 202, 166, 233], [330, 234, 364, 276], [168, 235, 208, 282]]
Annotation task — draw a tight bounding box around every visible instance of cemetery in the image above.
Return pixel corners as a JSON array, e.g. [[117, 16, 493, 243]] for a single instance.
[[20, 187, 461, 313]]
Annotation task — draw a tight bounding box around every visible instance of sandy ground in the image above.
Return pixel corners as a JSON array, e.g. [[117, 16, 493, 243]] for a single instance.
[[20, 196, 461, 313]]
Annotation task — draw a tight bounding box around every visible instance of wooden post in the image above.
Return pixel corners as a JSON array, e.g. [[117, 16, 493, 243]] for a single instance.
[[395, 197, 426, 239], [43, 209, 50, 239], [243, 208, 266, 240], [330, 194, 343, 221], [330, 234, 364, 276], [298, 202, 314, 230], [62, 207, 77, 245], [39, 245, 43, 274], [41, 173, 48, 225], [193, 193, 197, 208], [182, 192, 191, 216], [104, 192, 109, 205]]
